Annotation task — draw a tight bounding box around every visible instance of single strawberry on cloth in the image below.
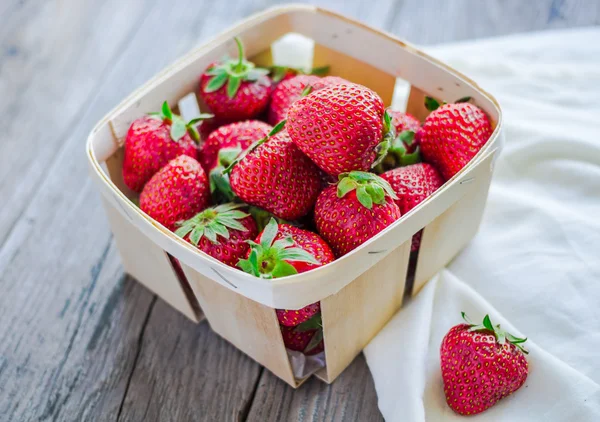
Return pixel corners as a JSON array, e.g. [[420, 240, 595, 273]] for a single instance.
[[364, 28, 600, 421]]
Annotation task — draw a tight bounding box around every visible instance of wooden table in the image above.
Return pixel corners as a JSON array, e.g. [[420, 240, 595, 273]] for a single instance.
[[0, 1, 596, 420]]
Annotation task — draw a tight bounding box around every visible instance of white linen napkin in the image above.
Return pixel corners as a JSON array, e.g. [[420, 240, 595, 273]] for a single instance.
[[364, 27, 600, 421]]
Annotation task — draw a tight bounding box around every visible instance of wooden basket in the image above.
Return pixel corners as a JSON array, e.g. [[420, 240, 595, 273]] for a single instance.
[[86, 4, 503, 388]]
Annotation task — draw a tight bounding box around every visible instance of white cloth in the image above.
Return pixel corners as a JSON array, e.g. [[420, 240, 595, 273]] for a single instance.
[[364, 28, 600, 421]]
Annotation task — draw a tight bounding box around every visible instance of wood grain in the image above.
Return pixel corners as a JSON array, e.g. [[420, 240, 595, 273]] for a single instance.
[[0, 0, 597, 421]]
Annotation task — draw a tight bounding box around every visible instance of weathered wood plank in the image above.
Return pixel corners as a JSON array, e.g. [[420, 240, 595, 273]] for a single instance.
[[246, 354, 384, 422], [117, 301, 262, 422]]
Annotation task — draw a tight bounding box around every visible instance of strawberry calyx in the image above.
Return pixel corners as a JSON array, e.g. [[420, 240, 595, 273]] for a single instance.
[[237, 218, 320, 279], [222, 120, 286, 174], [337, 171, 398, 210], [148, 101, 213, 143], [371, 109, 395, 168], [209, 147, 245, 202], [424, 96, 473, 112], [462, 312, 529, 354], [174, 203, 249, 245], [269, 65, 330, 83], [248, 206, 291, 232], [294, 313, 324, 354], [203, 37, 270, 99]]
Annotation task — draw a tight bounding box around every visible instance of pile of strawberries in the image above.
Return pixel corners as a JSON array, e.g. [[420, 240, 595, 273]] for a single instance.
[[121, 38, 494, 360]]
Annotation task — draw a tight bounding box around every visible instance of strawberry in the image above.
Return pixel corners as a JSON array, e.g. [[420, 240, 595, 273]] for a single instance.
[[314, 171, 401, 257], [280, 325, 324, 356], [418, 97, 492, 180], [276, 303, 320, 327], [380, 163, 444, 251], [388, 110, 421, 134], [228, 124, 321, 220], [174, 203, 257, 268], [139, 155, 210, 231], [199, 38, 271, 123], [238, 218, 335, 279], [267, 74, 348, 125], [287, 83, 391, 176], [238, 219, 334, 330], [268, 75, 320, 125], [441, 313, 529, 416], [199, 120, 272, 202], [199, 120, 273, 172], [122, 101, 212, 192]]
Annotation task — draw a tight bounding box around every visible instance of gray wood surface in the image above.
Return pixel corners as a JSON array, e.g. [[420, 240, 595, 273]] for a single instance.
[[0, 0, 597, 420]]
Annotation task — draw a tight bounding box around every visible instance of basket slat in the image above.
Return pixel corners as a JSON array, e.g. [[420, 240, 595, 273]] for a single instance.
[[319, 241, 410, 382], [102, 198, 201, 322], [180, 263, 298, 387], [413, 151, 495, 295]]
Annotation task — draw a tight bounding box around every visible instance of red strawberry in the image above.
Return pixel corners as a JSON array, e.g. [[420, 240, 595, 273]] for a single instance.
[[268, 75, 320, 125], [267, 74, 348, 125], [314, 171, 401, 257], [122, 101, 212, 192], [380, 163, 444, 251], [276, 303, 320, 327], [238, 218, 334, 279], [174, 203, 257, 268], [388, 110, 421, 134], [199, 120, 273, 172], [418, 97, 492, 180], [280, 325, 324, 356], [287, 83, 390, 176], [199, 38, 271, 123], [238, 219, 334, 329], [229, 125, 321, 220], [139, 155, 210, 231], [441, 313, 529, 416]]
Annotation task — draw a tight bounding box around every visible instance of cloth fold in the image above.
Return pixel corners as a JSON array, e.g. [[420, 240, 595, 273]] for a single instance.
[[364, 28, 600, 421]]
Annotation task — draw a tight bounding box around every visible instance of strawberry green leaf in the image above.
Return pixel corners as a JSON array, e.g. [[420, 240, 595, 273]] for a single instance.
[[461, 312, 474, 325], [162, 101, 173, 121], [383, 109, 393, 132], [205, 73, 228, 93], [356, 186, 373, 209], [455, 96, 472, 103], [272, 261, 298, 278], [337, 177, 356, 198], [278, 248, 320, 265], [398, 130, 415, 146], [304, 329, 324, 354], [272, 236, 295, 251], [206, 67, 226, 76], [260, 218, 279, 249], [309, 65, 330, 75], [295, 313, 322, 331], [218, 147, 242, 168], [270, 66, 288, 82], [227, 76, 242, 99], [209, 167, 236, 202], [203, 226, 218, 244], [424, 96, 441, 111], [170, 118, 188, 141], [190, 225, 204, 245], [300, 85, 313, 97], [270, 119, 286, 136], [210, 222, 230, 240], [482, 315, 494, 331]]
